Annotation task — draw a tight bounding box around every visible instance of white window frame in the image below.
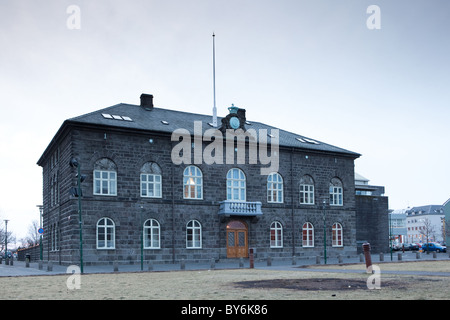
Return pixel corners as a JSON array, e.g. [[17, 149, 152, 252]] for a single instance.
[[143, 219, 160, 249], [186, 220, 202, 249], [141, 173, 162, 198], [93, 170, 117, 196], [270, 221, 283, 248], [300, 184, 315, 204], [183, 166, 203, 200], [329, 178, 343, 206], [96, 217, 115, 249], [302, 222, 314, 247], [332, 223, 343, 247], [227, 168, 246, 202], [267, 172, 283, 203]]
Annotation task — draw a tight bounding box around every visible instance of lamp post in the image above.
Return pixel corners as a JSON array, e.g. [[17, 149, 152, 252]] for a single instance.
[[322, 200, 327, 265], [389, 211, 393, 261], [37, 205, 43, 261], [69, 158, 85, 273], [140, 205, 144, 271], [4, 220, 9, 261]]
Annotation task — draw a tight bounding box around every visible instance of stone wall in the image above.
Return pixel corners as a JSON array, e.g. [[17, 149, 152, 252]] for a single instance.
[[41, 124, 358, 265]]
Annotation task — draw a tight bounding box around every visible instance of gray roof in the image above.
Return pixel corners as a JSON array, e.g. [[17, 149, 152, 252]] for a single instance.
[[406, 205, 444, 215], [67, 102, 360, 157]]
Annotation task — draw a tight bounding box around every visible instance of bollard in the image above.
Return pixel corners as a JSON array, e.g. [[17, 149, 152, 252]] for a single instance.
[[249, 248, 254, 269], [362, 243, 372, 273], [397, 253, 402, 261], [416, 252, 421, 259], [379, 252, 384, 262], [210, 258, 215, 270], [433, 252, 437, 259], [38, 260, 43, 270], [47, 261, 53, 272], [148, 261, 153, 271], [10, 257, 13, 266], [292, 255, 297, 265], [267, 256, 272, 267], [239, 258, 244, 268], [5, 258, 9, 266], [180, 259, 186, 270], [338, 254, 343, 264], [25, 257, 30, 268], [113, 261, 119, 272], [316, 256, 321, 264]]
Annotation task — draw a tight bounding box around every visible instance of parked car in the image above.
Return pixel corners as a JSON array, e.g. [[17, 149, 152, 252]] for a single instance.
[[408, 243, 421, 251], [422, 242, 447, 253]]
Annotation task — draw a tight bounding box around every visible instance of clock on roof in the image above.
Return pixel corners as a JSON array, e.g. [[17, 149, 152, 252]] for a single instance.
[[229, 116, 240, 129], [219, 103, 247, 133]]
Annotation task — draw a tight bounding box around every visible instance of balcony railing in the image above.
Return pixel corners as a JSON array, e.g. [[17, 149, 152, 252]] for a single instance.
[[218, 200, 263, 217]]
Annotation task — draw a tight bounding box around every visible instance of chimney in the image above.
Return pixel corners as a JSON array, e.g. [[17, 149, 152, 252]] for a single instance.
[[140, 94, 154, 111]]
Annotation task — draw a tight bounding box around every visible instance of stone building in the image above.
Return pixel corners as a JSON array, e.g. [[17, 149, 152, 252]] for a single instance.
[[37, 94, 361, 265], [354, 173, 389, 253]]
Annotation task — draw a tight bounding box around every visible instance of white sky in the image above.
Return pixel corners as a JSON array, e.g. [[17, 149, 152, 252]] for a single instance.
[[1, 0, 449, 240]]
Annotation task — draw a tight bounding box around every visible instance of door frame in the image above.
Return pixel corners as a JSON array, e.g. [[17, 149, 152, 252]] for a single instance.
[[226, 220, 248, 258]]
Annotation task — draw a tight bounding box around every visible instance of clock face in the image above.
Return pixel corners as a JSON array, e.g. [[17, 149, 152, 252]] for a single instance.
[[230, 116, 240, 129]]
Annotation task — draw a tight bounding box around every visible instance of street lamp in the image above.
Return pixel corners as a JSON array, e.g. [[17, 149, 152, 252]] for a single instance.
[[140, 205, 144, 271], [36, 205, 43, 260], [4, 219, 9, 262], [322, 200, 327, 265], [69, 157, 86, 273]]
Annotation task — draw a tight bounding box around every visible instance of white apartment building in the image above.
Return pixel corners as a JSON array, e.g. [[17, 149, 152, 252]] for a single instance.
[[406, 205, 445, 243]]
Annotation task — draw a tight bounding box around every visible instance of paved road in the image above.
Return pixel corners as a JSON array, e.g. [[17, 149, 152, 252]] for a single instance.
[[0, 251, 449, 277]]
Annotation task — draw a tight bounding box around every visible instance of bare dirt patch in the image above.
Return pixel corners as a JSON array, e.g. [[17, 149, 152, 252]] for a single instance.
[[235, 278, 407, 291]]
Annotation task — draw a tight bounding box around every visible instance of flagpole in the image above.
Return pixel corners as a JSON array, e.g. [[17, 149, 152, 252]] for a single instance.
[[212, 33, 217, 127]]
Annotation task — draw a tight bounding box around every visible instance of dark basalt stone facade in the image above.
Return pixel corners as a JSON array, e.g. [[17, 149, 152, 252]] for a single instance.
[[37, 94, 361, 265]]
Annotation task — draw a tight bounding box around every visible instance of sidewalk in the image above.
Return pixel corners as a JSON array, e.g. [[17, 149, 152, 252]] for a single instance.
[[1, 252, 449, 277]]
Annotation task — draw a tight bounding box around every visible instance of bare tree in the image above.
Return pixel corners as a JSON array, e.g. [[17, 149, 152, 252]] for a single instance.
[[419, 218, 435, 251], [26, 220, 40, 246]]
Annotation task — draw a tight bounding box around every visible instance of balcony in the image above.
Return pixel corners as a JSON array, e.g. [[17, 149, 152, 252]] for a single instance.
[[218, 200, 263, 217]]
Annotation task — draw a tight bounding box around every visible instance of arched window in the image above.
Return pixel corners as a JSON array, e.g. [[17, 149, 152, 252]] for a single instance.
[[267, 172, 283, 203], [300, 175, 315, 204], [270, 221, 283, 248], [141, 162, 162, 198], [186, 220, 202, 249], [143, 219, 160, 249], [97, 217, 115, 249], [183, 166, 203, 199], [227, 168, 246, 201], [332, 223, 343, 247], [93, 158, 117, 196], [329, 178, 343, 206], [302, 222, 314, 247]]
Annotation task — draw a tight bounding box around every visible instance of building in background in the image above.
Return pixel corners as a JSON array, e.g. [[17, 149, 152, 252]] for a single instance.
[[389, 209, 407, 245], [444, 198, 450, 245], [355, 173, 389, 253], [405, 205, 445, 243]]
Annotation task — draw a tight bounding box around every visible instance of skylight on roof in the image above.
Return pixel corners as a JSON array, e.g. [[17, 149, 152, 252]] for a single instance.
[[304, 138, 319, 145], [296, 137, 320, 145], [161, 120, 169, 125], [101, 113, 133, 122]]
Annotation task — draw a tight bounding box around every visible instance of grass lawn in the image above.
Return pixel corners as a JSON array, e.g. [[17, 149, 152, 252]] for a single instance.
[[0, 260, 449, 300]]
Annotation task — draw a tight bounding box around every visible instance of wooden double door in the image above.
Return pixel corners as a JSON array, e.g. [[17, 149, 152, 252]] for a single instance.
[[226, 221, 248, 258]]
